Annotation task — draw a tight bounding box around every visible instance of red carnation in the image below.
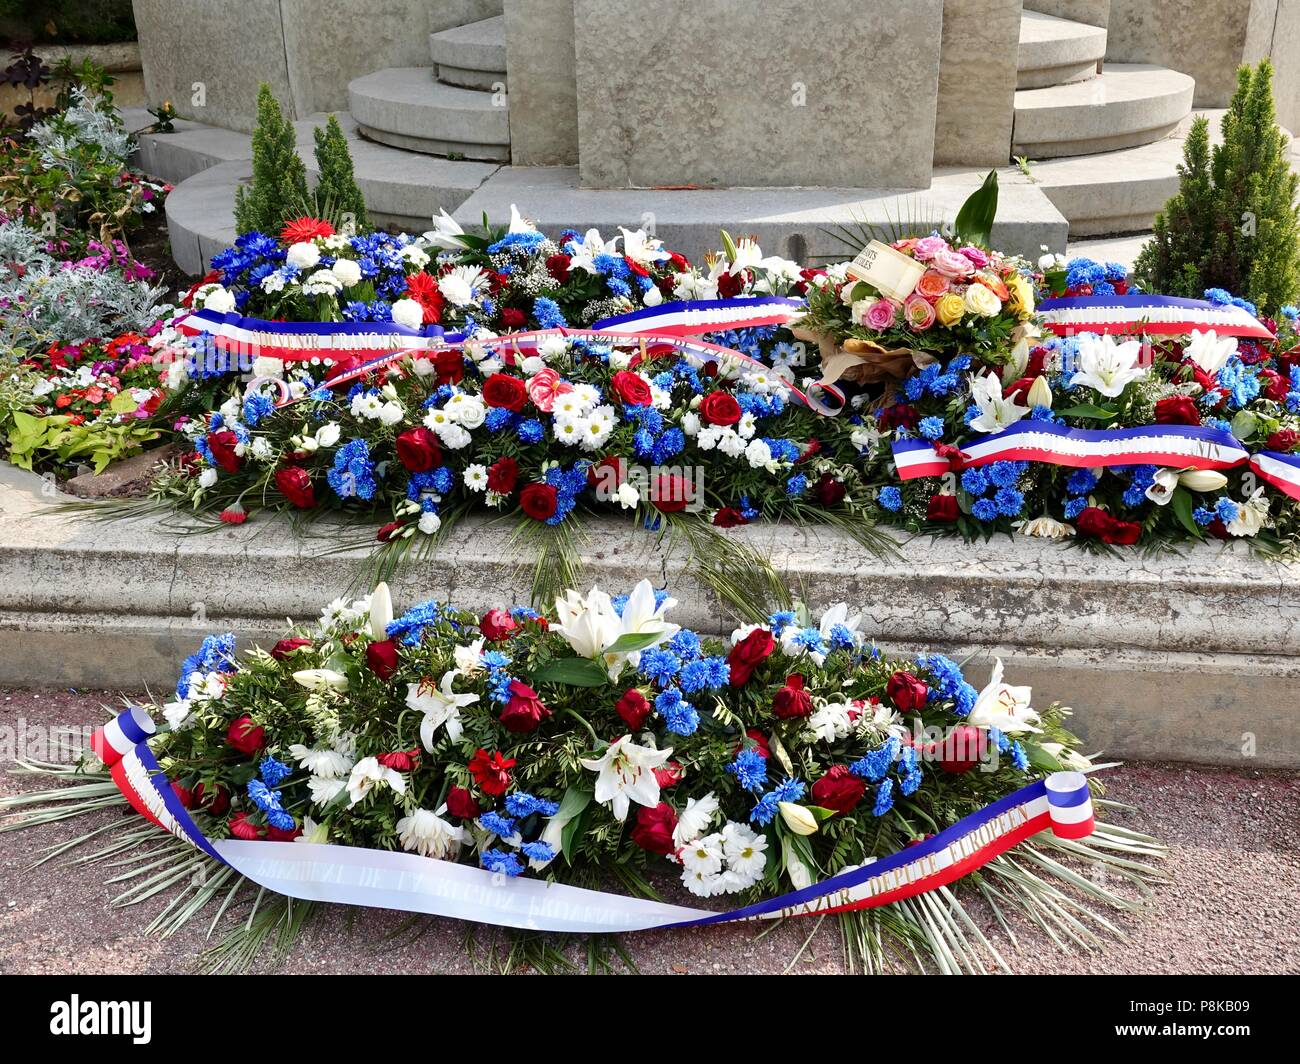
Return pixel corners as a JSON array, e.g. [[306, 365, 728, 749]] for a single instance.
[[520, 482, 558, 521], [482, 373, 528, 411], [468, 749, 516, 796], [772, 674, 813, 719], [395, 426, 442, 472], [811, 765, 866, 815], [434, 348, 464, 385], [280, 216, 334, 244], [226, 715, 265, 756], [927, 494, 959, 522], [446, 785, 481, 819], [668, 251, 690, 272], [932, 724, 988, 774], [228, 811, 264, 840], [365, 638, 401, 679], [499, 680, 550, 733], [630, 802, 678, 855], [712, 506, 748, 527], [615, 688, 651, 730], [270, 637, 312, 660], [610, 370, 653, 406], [480, 608, 518, 642], [886, 671, 928, 712], [501, 307, 527, 329], [1076, 506, 1142, 545], [716, 270, 745, 299], [274, 465, 316, 509], [1267, 428, 1300, 452], [377, 747, 421, 772], [219, 506, 247, 525], [486, 456, 519, 495], [207, 429, 242, 474], [813, 472, 847, 508], [698, 391, 742, 426], [1154, 395, 1201, 426], [652, 472, 695, 513], [728, 627, 775, 686]]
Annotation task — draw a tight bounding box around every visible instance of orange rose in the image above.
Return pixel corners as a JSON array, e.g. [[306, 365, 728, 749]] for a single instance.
[[915, 270, 950, 300]]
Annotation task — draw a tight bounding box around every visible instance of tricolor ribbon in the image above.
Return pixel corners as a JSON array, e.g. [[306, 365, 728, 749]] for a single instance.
[[1037, 294, 1273, 340], [1248, 450, 1300, 501], [893, 420, 1251, 480], [91, 711, 1094, 934]]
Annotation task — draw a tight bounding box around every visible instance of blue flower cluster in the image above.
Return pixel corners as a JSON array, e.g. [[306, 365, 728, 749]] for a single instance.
[[960, 460, 1026, 522], [913, 652, 978, 715], [728, 748, 769, 790], [1064, 257, 1128, 297], [175, 632, 236, 700], [247, 757, 295, 831], [903, 360, 964, 401], [327, 438, 377, 501], [386, 600, 442, 646], [504, 792, 560, 818], [638, 628, 728, 736], [750, 777, 806, 826], [1204, 287, 1259, 319]]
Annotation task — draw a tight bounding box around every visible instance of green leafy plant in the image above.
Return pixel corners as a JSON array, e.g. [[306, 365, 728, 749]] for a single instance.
[[1135, 60, 1300, 314], [234, 83, 309, 236], [312, 113, 367, 231]]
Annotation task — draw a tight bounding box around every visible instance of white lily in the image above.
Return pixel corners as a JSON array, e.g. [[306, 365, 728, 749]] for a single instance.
[[1178, 469, 1229, 493], [1183, 329, 1237, 376], [292, 668, 349, 692], [507, 202, 537, 234], [422, 209, 466, 250], [967, 659, 1040, 734], [453, 636, 487, 675], [407, 671, 479, 748], [612, 579, 679, 667], [1038, 742, 1095, 772], [1145, 468, 1180, 506], [565, 227, 619, 275], [552, 586, 623, 659], [580, 735, 673, 821], [1069, 333, 1146, 398], [1226, 486, 1272, 538], [816, 601, 863, 649], [727, 237, 765, 273], [369, 582, 393, 640], [968, 372, 1031, 434], [295, 815, 330, 844], [345, 756, 407, 806], [619, 226, 670, 266]]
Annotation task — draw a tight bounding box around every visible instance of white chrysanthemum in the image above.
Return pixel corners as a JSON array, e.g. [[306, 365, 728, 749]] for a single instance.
[[717, 429, 747, 459], [695, 425, 720, 451], [807, 700, 854, 743], [679, 832, 724, 875], [332, 258, 362, 287], [396, 807, 464, 859], [721, 821, 767, 880], [463, 464, 489, 491], [581, 411, 615, 450], [737, 412, 757, 439], [681, 867, 727, 898], [307, 775, 347, 806], [537, 334, 567, 361], [289, 742, 353, 779], [285, 241, 320, 269], [680, 411, 701, 436], [438, 264, 486, 306], [672, 793, 720, 848], [390, 297, 424, 329], [744, 438, 773, 469], [162, 699, 194, 731], [571, 382, 600, 411], [351, 392, 384, 419], [553, 417, 585, 446]]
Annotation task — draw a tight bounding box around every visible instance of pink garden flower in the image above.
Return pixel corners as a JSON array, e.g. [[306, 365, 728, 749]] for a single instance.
[[904, 295, 936, 331], [525, 367, 573, 412], [863, 298, 900, 330]]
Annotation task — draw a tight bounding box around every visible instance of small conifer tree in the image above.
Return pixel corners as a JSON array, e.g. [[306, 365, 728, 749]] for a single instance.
[[234, 83, 309, 236], [313, 114, 368, 232], [1135, 61, 1300, 313]]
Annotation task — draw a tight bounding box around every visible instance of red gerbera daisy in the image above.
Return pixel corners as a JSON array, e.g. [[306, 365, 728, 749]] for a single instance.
[[468, 749, 516, 796], [280, 216, 335, 245]]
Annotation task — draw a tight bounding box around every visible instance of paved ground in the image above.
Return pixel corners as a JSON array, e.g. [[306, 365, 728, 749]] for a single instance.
[[1, 688, 1297, 975]]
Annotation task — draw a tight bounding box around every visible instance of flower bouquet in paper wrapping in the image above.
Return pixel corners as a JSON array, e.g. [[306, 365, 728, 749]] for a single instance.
[[3, 578, 1165, 973]]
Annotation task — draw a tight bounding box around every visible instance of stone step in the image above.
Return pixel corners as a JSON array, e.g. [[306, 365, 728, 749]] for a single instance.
[[163, 159, 245, 277], [1067, 233, 1151, 269], [348, 67, 509, 161], [1012, 63, 1195, 159], [429, 14, 507, 91], [451, 164, 1068, 265], [1017, 10, 1107, 90], [1032, 109, 1300, 237], [132, 117, 252, 185]]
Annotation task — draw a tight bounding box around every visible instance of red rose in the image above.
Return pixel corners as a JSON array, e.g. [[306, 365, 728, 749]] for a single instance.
[[482, 373, 528, 411], [265, 822, 302, 842], [810, 765, 866, 815], [377, 747, 421, 771], [610, 370, 653, 406], [274, 465, 316, 508], [630, 802, 678, 855], [742, 728, 771, 759], [434, 348, 464, 385], [932, 724, 988, 774], [772, 674, 813, 719], [520, 482, 558, 521], [487, 456, 519, 495], [813, 473, 847, 508], [207, 429, 242, 474], [587, 454, 626, 489], [1259, 368, 1290, 402], [1003, 376, 1037, 403], [728, 627, 775, 686], [499, 680, 550, 733], [545, 253, 571, 283], [365, 638, 401, 679], [653, 761, 685, 788], [1075, 506, 1142, 545], [395, 426, 442, 472], [446, 785, 482, 819], [376, 521, 403, 542], [712, 506, 748, 527], [927, 494, 959, 522], [1267, 428, 1300, 452], [698, 391, 742, 426], [615, 688, 651, 730], [668, 252, 691, 272], [228, 811, 263, 840], [886, 671, 928, 712], [270, 636, 312, 660], [1154, 395, 1201, 426], [171, 781, 194, 808], [468, 749, 516, 796], [193, 783, 229, 815], [501, 307, 527, 329], [481, 608, 518, 642], [652, 472, 695, 513], [716, 270, 745, 299], [226, 715, 265, 756]]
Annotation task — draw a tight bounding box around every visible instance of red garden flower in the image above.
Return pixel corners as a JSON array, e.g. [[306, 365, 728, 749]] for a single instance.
[[206, 429, 242, 474], [698, 391, 742, 426], [810, 765, 866, 814], [499, 680, 550, 733], [226, 716, 265, 756], [486, 456, 519, 495], [519, 482, 558, 521], [274, 465, 316, 509], [482, 373, 528, 411], [270, 637, 312, 660], [1267, 428, 1300, 452], [727, 627, 775, 686], [610, 370, 653, 406], [377, 747, 421, 772], [812, 472, 847, 508], [651, 472, 695, 513], [395, 426, 442, 472], [445, 785, 482, 819], [712, 506, 748, 527], [480, 608, 517, 642], [501, 307, 527, 329], [886, 670, 928, 712], [930, 724, 988, 774], [1154, 395, 1201, 426], [228, 811, 264, 840], [365, 638, 401, 679], [615, 688, 651, 730], [265, 822, 302, 842], [630, 802, 678, 855], [772, 674, 813, 719], [433, 348, 464, 385], [927, 494, 959, 522], [468, 749, 516, 796], [280, 216, 335, 245], [405, 272, 445, 324], [1075, 506, 1142, 545]]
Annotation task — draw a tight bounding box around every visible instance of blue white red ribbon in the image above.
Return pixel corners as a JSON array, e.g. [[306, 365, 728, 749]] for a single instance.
[[893, 420, 1251, 480], [588, 297, 805, 337], [173, 308, 460, 362], [1248, 450, 1300, 501], [90, 711, 1094, 934], [1038, 294, 1273, 340]]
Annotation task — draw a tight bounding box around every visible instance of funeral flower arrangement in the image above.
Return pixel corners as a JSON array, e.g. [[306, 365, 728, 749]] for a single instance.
[[3, 577, 1161, 972]]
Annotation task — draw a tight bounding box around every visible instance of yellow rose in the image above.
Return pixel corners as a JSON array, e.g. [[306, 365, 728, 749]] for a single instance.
[[963, 282, 1002, 317], [935, 292, 966, 327], [1008, 274, 1035, 319]]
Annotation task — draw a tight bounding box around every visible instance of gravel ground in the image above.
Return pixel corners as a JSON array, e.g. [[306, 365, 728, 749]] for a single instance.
[[1, 688, 1297, 975]]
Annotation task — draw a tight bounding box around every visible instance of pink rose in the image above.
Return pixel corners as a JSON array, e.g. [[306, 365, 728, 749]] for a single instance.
[[863, 298, 899, 330], [912, 235, 949, 261], [904, 295, 936, 331], [932, 249, 976, 279], [525, 367, 573, 412], [959, 245, 990, 268]]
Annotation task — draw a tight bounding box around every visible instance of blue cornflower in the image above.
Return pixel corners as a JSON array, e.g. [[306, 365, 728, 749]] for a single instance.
[[900, 766, 923, 796], [850, 737, 900, 782], [915, 653, 977, 714], [918, 416, 945, 441], [266, 808, 296, 832], [666, 630, 701, 660], [386, 600, 442, 645], [879, 486, 903, 512], [247, 779, 282, 813], [481, 849, 524, 876], [655, 689, 699, 735], [960, 467, 988, 496], [517, 419, 545, 444], [1215, 497, 1240, 523], [327, 439, 377, 501], [520, 841, 555, 862], [1066, 469, 1098, 495], [972, 498, 998, 522], [1064, 496, 1088, 520], [242, 393, 274, 426], [786, 474, 808, 496], [1193, 506, 1215, 527], [259, 757, 291, 786], [987, 461, 1021, 489], [994, 487, 1024, 517], [479, 811, 517, 838], [872, 779, 895, 816], [639, 648, 681, 686], [1010, 742, 1030, 772], [728, 749, 768, 791], [504, 792, 560, 818]]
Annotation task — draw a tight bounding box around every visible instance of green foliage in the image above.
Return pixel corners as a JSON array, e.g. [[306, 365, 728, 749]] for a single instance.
[[0, 1, 137, 45], [234, 83, 308, 236], [1136, 60, 1300, 313], [312, 113, 367, 231], [954, 169, 998, 247]]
